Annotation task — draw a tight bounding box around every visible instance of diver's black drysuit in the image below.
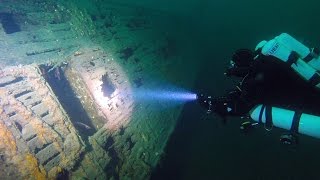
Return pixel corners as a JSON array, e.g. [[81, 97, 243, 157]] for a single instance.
[[202, 48, 320, 119]]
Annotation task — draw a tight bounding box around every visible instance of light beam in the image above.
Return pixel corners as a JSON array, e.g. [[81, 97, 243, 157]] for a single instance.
[[133, 88, 197, 102]]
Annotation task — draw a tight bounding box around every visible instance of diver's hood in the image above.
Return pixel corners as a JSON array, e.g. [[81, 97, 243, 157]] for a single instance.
[[232, 49, 254, 67]]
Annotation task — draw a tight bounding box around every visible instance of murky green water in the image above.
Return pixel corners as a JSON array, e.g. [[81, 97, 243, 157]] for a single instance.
[[2, 0, 320, 179]]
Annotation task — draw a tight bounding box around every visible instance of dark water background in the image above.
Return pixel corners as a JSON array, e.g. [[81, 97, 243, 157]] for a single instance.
[[145, 0, 320, 179], [46, 0, 320, 179], [3, 0, 320, 179]]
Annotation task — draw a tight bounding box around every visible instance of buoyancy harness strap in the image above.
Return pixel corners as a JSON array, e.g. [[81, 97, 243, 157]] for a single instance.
[[265, 105, 273, 130], [304, 47, 320, 62], [290, 111, 302, 134], [309, 73, 320, 87], [287, 51, 299, 66], [303, 52, 315, 62], [258, 105, 266, 124]]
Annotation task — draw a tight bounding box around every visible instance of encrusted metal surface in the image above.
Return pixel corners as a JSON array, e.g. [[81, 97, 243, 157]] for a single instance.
[[0, 0, 198, 179], [66, 47, 134, 131], [0, 65, 85, 179]]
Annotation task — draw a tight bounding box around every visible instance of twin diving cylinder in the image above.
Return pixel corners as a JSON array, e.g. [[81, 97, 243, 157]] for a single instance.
[[249, 33, 320, 141], [250, 104, 320, 140], [256, 33, 320, 89]]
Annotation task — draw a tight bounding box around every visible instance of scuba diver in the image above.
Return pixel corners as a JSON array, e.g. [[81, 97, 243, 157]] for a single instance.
[[198, 33, 320, 145]]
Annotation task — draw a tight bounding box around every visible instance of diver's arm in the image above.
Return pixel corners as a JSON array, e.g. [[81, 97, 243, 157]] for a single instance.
[[197, 90, 251, 117]]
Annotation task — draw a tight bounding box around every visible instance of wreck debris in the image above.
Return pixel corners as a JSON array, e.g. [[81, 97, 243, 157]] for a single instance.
[[101, 73, 116, 97], [0, 0, 196, 179], [66, 47, 134, 131], [0, 12, 21, 34], [0, 65, 85, 179], [133, 77, 143, 88], [119, 47, 135, 61]]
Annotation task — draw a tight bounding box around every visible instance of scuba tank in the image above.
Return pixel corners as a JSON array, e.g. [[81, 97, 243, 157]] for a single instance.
[[250, 104, 320, 140], [256, 33, 320, 89], [276, 33, 320, 71]]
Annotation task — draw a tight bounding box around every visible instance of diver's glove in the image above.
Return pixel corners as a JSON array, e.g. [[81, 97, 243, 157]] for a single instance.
[[197, 89, 251, 117], [197, 93, 214, 114], [197, 93, 235, 116]]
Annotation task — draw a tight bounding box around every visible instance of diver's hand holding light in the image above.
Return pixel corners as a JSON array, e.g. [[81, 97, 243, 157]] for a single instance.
[[196, 93, 213, 114], [196, 93, 235, 116]]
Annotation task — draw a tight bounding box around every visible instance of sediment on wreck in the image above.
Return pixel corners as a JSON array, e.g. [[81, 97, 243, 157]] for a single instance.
[[0, 0, 198, 179], [0, 65, 85, 179]]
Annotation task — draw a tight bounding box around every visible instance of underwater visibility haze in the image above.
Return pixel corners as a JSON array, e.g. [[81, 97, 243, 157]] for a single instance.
[[1, 0, 320, 179]]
